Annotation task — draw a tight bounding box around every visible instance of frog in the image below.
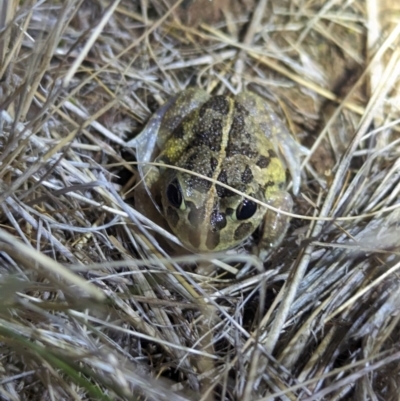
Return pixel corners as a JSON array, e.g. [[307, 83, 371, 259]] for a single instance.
[[130, 88, 305, 259]]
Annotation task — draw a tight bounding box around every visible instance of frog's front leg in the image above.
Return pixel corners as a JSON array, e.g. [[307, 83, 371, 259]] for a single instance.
[[257, 191, 293, 261]]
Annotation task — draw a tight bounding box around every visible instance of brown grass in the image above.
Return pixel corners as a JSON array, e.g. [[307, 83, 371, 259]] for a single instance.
[[1, 0, 400, 400]]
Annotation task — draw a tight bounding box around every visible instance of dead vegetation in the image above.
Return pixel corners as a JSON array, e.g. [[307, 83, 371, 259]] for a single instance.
[[0, 0, 400, 400]]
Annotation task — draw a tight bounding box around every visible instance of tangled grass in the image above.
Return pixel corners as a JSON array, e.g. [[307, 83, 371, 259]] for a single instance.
[[0, 1, 400, 400]]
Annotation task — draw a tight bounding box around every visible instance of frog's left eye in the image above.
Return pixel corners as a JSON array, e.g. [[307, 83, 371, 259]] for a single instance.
[[166, 179, 185, 210], [236, 199, 257, 220]]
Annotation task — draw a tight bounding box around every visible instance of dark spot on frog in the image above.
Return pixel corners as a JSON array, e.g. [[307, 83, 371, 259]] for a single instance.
[[199, 96, 230, 117], [234, 100, 250, 116], [234, 222, 254, 241], [226, 141, 258, 159], [268, 149, 277, 158], [227, 109, 245, 139], [226, 102, 254, 146], [217, 169, 228, 184], [226, 106, 258, 158], [206, 230, 220, 250], [210, 210, 227, 231], [216, 169, 234, 198], [172, 121, 186, 139], [217, 186, 240, 198], [243, 131, 252, 140], [166, 206, 179, 227], [188, 230, 201, 249], [241, 165, 253, 184], [183, 153, 198, 170], [210, 157, 218, 173], [241, 144, 258, 159], [192, 117, 223, 152], [264, 180, 276, 191], [188, 176, 212, 193], [256, 155, 271, 169]]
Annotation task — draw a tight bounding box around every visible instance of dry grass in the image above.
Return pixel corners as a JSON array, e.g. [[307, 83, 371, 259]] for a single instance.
[[1, 0, 400, 400]]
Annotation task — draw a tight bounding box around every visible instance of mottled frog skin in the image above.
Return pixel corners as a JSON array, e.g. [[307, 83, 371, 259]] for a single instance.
[[133, 88, 304, 257]]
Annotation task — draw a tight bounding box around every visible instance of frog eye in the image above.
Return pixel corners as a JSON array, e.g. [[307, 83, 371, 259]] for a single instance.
[[236, 199, 257, 220], [166, 179, 185, 210]]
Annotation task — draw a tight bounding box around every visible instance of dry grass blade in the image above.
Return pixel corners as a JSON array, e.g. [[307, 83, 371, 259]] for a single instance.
[[0, 1, 400, 401]]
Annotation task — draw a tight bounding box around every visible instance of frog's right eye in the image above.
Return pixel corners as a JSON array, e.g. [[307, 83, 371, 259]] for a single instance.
[[236, 199, 257, 220], [166, 179, 185, 210]]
